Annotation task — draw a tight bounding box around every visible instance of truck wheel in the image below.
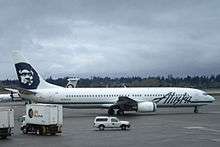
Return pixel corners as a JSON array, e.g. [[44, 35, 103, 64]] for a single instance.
[[39, 128, 43, 135], [1, 135, 7, 139], [39, 126, 46, 135], [99, 125, 105, 131], [51, 132, 56, 136], [121, 125, 126, 130], [22, 128, 28, 134]]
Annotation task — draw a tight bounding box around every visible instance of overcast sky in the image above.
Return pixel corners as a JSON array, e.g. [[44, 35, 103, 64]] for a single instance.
[[0, 0, 220, 80]]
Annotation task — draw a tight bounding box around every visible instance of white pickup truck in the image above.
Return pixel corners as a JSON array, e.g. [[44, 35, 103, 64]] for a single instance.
[[0, 107, 14, 139], [94, 116, 130, 131]]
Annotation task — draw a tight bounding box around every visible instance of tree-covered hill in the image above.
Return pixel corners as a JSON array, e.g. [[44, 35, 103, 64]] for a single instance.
[[1, 74, 220, 89]]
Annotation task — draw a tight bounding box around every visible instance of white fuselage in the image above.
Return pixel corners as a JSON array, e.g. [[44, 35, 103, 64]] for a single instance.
[[0, 93, 21, 102], [0, 94, 11, 102], [21, 87, 215, 109]]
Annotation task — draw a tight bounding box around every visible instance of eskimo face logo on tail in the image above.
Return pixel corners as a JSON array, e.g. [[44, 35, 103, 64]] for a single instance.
[[19, 69, 34, 85], [15, 62, 40, 89]]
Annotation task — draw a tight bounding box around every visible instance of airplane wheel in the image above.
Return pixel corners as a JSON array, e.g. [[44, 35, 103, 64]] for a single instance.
[[194, 106, 198, 113], [117, 109, 124, 116], [108, 109, 115, 116]]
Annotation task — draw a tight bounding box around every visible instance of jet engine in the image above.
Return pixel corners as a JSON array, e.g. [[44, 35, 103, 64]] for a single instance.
[[137, 102, 157, 112]]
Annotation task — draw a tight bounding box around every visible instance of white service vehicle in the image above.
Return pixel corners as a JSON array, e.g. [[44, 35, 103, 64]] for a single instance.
[[20, 104, 63, 135], [94, 116, 130, 130], [0, 107, 14, 139]]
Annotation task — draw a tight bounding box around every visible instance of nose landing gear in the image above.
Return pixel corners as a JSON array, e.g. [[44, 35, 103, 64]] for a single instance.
[[194, 106, 199, 113]]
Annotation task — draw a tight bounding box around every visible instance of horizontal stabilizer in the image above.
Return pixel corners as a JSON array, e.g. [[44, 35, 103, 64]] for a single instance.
[[0, 85, 36, 95]]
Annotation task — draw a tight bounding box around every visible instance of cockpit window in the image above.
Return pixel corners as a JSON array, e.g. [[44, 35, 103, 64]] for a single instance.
[[203, 92, 208, 96]]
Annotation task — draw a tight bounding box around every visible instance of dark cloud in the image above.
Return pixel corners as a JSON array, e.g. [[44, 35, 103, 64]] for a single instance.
[[0, 0, 220, 80]]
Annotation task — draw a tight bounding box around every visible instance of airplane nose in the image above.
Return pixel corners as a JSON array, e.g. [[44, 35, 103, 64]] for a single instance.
[[209, 95, 215, 102]]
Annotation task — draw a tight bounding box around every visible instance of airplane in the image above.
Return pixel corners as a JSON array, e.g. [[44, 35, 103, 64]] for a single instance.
[[0, 79, 77, 103], [5, 50, 216, 115], [0, 91, 21, 102]]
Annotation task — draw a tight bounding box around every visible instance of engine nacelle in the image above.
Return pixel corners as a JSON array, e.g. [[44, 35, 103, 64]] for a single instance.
[[137, 102, 157, 112]]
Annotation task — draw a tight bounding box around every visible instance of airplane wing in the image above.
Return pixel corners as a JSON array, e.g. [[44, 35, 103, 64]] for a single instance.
[[109, 96, 157, 114], [110, 96, 140, 111]]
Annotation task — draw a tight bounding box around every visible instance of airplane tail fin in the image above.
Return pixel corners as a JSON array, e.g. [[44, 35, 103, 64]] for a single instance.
[[12, 50, 61, 90]]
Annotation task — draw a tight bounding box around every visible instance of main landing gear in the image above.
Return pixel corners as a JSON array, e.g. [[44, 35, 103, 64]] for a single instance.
[[108, 108, 115, 116], [194, 106, 199, 113], [108, 108, 125, 116], [25, 100, 32, 105], [117, 109, 124, 116]]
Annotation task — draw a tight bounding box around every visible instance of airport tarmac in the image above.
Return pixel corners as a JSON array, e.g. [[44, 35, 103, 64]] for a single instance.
[[0, 97, 220, 147]]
